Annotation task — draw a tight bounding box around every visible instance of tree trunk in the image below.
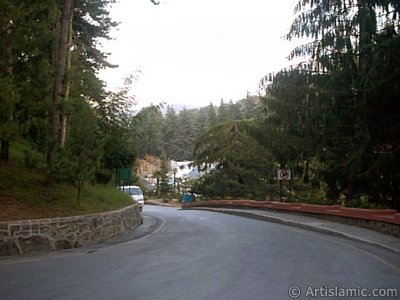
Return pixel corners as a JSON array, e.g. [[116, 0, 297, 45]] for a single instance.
[[0, 139, 10, 162], [47, 0, 74, 166], [77, 180, 82, 204], [0, 22, 14, 163], [60, 14, 73, 148]]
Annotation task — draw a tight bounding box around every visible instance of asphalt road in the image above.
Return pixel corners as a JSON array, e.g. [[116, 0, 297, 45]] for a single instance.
[[0, 206, 399, 300]]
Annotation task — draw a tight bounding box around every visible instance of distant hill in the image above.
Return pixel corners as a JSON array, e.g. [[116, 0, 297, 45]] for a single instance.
[[131, 103, 202, 116], [160, 103, 200, 114]]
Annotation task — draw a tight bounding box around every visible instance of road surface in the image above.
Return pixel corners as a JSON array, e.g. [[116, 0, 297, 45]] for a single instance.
[[1, 206, 399, 300]]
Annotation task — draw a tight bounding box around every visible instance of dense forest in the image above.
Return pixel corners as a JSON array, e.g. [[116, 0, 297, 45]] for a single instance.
[[1, 0, 399, 209], [132, 95, 258, 160], [192, 0, 400, 208], [0, 0, 141, 194]]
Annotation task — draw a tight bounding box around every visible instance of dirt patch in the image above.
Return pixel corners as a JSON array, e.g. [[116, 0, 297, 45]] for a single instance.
[[0, 196, 64, 221]]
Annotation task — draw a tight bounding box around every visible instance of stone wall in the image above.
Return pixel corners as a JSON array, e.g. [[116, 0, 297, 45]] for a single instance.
[[0, 204, 142, 256]]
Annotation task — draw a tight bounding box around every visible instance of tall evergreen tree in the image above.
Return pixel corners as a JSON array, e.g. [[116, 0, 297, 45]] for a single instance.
[[47, 0, 74, 167], [258, 0, 400, 207], [227, 100, 242, 120], [131, 105, 164, 158], [176, 109, 197, 160], [0, 0, 19, 162], [241, 93, 258, 120], [217, 99, 229, 123], [193, 120, 274, 199], [0, 0, 56, 162], [162, 106, 177, 154], [206, 103, 218, 127], [97, 75, 137, 170]]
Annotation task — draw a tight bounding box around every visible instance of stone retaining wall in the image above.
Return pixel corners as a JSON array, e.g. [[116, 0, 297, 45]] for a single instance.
[[0, 204, 142, 256]]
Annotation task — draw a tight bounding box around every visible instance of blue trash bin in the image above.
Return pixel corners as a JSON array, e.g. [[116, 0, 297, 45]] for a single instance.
[[183, 194, 192, 203]]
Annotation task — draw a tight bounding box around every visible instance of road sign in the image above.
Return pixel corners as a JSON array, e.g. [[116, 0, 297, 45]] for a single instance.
[[277, 169, 291, 181], [116, 168, 132, 185]]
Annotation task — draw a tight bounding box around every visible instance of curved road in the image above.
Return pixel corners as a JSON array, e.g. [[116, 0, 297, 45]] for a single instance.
[[1, 206, 399, 300]]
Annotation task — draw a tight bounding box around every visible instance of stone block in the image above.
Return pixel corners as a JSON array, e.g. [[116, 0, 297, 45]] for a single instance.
[[18, 236, 52, 253], [0, 240, 20, 256], [9, 224, 21, 236]]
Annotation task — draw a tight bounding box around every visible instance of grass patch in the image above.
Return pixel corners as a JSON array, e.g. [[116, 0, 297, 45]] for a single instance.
[[67, 184, 133, 215], [0, 140, 133, 220]]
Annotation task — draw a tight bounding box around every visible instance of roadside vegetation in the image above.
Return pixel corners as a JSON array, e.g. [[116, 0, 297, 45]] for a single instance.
[[0, 0, 399, 219], [0, 140, 132, 220], [136, 1, 400, 209]]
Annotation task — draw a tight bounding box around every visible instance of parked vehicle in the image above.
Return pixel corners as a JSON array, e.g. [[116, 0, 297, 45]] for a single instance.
[[119, 185, 144, 211]]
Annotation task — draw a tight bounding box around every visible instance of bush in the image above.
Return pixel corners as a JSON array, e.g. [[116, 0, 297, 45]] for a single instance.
[[95, 169, 113, 185], [345, 195, 372, 209]]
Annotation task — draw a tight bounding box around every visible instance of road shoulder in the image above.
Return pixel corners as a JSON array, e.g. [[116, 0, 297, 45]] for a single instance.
[[189, 207, 400, 254]]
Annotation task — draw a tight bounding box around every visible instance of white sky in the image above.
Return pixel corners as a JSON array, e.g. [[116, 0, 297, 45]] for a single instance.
[[99, 0, 300, 109]]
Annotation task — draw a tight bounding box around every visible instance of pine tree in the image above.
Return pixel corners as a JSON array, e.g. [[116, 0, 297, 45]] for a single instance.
[[193, 120, 274, 199], [131, 105, 164, 158], [162, 106, 179, 159], [259, 0, 400, 207], [47, 0, 74, 167]]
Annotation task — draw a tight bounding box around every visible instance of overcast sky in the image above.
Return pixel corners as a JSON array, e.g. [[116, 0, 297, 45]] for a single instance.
[[99, 0, 299, 108]]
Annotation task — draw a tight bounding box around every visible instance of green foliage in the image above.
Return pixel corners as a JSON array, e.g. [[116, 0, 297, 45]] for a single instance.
[[2, 0, 398, 211], [159, 163, 172, 196], [132, 97, 260, 161], [0, 0, 168, 211], [192, 120, 274, 199], [0, 0, 25, 161], [53, 100, 102, 201], [256, 0, 400, 208], [95, 169, 113, 185], [131, 105, 164, 158], [23, 149, 46, 170], [344, 195, 384, 209], [186, 1, 400, 208], [153, 153, 172, 197], [1, 141, 132, 216], [97, 76, 137, 170], [0, 76, 19, 154], [162, 106, 180, 158]]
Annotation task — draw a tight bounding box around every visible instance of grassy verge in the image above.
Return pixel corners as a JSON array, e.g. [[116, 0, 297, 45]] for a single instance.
[[0, 140, 132, 220]]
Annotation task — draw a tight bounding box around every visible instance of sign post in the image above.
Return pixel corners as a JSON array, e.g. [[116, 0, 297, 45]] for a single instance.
[[277, 169, 291, 201], [277, 169, 291, 181]]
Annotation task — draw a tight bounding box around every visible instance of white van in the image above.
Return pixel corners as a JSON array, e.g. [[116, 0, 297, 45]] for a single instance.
[[119, 185, 144, 211]]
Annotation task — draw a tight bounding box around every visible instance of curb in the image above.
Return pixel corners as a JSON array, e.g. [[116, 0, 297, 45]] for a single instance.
[[145, 200, 180, 207], [189, 207, 400, 254]]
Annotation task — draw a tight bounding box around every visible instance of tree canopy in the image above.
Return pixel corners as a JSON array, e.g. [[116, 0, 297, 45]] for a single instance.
[[256, 0, 400, 208], [0, 0, 156, 191], [1, 0, 398, 209]]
